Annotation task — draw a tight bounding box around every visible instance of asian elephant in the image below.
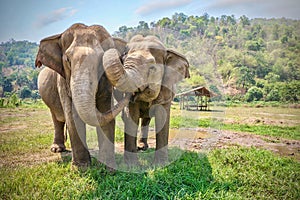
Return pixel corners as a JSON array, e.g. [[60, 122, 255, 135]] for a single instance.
[[36, 23, 131, 170], [103, 35, 190, 165]]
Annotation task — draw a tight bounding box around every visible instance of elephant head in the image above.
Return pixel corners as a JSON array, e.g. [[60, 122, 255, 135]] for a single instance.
[[103, 35, 190, 102], [35, 23, 129, 126]]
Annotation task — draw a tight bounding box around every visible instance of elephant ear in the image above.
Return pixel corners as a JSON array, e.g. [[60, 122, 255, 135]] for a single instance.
[[154, 49, 190, 105], [163, 49, 190, 88], [113, 37, 127, 55], [35, 34, 65, 78]]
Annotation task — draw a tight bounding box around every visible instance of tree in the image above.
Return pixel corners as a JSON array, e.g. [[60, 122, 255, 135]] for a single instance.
[[266, 89, 280, 101], [272, 24, 280, 40], [28, 70, 39, 90], [137, 21, 149, 30], [157, 17, 171, 28], [2, 77, 13, 93], [265, 72, 280, 83], [280, 81, 300, 102], [239, 15, 250, 27], [172, 12, 188, 24], [16, 73, 30, 88], [245, 39, 265, 51], [20, 86, 31, 99], [236, 66, 256, 89], [244, 86, 263, 102]]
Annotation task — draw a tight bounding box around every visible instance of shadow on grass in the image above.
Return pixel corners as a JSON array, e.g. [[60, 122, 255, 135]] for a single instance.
[[62, 147, 237, 199]]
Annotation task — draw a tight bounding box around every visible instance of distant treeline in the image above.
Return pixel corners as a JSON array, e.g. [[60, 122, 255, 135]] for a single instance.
[[0, 39, 39, 99], [114, 13, 300, 102], [0, 13, 299, 103]]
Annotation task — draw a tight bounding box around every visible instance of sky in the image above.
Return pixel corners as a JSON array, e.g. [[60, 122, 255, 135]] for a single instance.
[[0, 0, 299, 43]]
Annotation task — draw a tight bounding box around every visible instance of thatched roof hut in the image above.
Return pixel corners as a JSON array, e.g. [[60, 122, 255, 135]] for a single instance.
[[176, 86, 212, 111]]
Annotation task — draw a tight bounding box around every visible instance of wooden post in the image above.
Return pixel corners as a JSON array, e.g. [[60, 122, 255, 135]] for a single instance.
[[197, 96, 199, 111]]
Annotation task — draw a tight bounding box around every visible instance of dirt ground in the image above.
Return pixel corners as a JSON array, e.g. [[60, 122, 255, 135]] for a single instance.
[[129, 127, 300, 161], [0, 106, 299, 167]]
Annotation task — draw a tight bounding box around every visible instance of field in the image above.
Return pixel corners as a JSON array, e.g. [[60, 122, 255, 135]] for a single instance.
[[0, 102, 300, 199]]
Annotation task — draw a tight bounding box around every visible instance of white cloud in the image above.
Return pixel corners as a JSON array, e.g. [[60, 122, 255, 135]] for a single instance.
[[35, 7, 78, 28], [200, 0, 300, 19], [136, 0, 193, 16], [208, 0, 262, 9]]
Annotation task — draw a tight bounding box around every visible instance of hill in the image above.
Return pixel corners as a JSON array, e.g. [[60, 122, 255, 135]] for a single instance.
[[114, 13, 300, 102], [0, 39, 39, 98], [1, 13, 299, 103]]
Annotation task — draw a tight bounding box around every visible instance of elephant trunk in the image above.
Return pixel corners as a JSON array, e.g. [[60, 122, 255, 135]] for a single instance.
[[71, 51, 130, 127], [103, 49, 144, 93]]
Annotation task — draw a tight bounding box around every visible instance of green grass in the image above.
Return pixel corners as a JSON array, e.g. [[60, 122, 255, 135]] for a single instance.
[[1, 105, 300, 199], [222, 123, 300, 140], [169, 116, 300, 140], [209, 147, 300, 199], [1, 147, 299, 199]]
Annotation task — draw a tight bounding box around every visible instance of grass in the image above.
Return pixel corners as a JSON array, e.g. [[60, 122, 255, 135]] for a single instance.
[[1, 104, 300, 199], [169, 116, 300, 140], [222, 123, 300, 140], [1, 147, 299, 199]]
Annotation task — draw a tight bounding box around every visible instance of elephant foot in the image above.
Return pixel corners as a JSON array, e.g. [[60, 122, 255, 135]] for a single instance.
[[137, 143, 149, 151], [153, 158, 169, 167], [154, 150, 169, 166], [50, 143, 66, 153], [71, 160, 91, 172], [137, 139, 149, 151], [124, 152, 140, 167]]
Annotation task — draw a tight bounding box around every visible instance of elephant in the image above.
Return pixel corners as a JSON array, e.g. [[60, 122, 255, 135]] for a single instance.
[[36, 23, 131, 170], [103, 35, 190, 165]]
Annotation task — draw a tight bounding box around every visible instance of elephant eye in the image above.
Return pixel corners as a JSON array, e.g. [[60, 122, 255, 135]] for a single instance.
[[63, 54, 71, 68], [149, 65, 156, 73], [121, 51, 128, 62]]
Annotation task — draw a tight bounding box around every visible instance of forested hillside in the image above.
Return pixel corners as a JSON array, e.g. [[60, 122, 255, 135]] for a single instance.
[[115, 13, 300, 102], [0, 39, 39, 99], [1, 13, 299, 103]]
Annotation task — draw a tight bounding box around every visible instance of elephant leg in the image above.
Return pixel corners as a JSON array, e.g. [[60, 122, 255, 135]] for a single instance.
[[50, 110, 66, 153], [58, 77, 91, 169], [96, 76, 116, 172], [138, 117, 150, 151], [96, 90, 116, 172], [124, 102, 140, 166], [97, 122, 115, 172], [154, 103, 170, 165]]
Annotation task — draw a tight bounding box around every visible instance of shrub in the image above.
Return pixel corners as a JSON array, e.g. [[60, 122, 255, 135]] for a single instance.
[[266, 89, 280, 101], [20, 86, 31, 99], [244, 86, 264, 102]]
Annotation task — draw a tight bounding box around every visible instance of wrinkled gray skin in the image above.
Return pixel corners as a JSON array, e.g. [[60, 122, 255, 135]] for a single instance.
[[36, 23, 130, 170], [103, 35, 190, 165]]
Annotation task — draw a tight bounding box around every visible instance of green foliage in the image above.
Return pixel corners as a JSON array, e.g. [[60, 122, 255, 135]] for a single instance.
[[2, 76, 13, 93], [245, 38, 265, 51], [244, 86, 264, 102], [279, 80, 300, 102], [0, 40, 39, 98], [113, 13, 299, 103], [236, 66, 256, 89], [20, 86, 32, 99], [1, 13, 299, 103], [0, 39, 38, 66], [0, 93, 22, 108], [265, 89, 280, 101]]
